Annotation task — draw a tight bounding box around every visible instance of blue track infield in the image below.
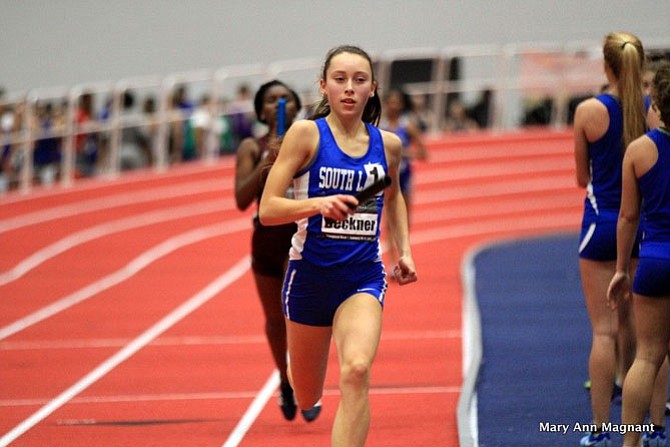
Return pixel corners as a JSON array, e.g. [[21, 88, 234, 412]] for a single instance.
[[473, 232, 634, 447]]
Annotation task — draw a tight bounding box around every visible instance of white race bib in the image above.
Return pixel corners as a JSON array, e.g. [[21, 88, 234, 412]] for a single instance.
[[321, 212, 378, 241]]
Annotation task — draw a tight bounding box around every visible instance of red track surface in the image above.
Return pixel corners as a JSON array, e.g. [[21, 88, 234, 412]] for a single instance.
[[0, 129, 582, 446]]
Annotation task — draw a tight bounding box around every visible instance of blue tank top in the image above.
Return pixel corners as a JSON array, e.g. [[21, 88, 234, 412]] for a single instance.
[[585, 94, 624, 214], [638, 128, 670, 257], [289, 118, 389, 267]]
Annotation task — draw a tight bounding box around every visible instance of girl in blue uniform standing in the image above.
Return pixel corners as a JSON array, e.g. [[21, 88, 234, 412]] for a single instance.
[[608, 61, 670, 447], [573, 31, 657, 447], [259, 45, 418, 447]]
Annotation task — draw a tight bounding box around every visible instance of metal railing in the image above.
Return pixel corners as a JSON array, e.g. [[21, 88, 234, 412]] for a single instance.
[[1, 40, 668, 195]]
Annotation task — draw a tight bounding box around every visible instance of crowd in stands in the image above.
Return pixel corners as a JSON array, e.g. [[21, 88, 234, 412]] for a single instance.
[[0, 79, 493, 194], [0, 83, 262, 193], [2, 47, 667, 194]]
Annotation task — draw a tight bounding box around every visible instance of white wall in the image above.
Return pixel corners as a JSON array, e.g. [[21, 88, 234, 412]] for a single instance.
[[1, 0, 667, 93]]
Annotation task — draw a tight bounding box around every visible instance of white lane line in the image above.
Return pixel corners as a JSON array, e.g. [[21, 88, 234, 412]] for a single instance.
[[424, 137, 571, 164], [411, 192, 579, 223], [458, 242, 484, 447], [0, 198, 235, 286], [0, 158, 235, 206], [219, 376, 459, 447], [0, 218, 249, 340], [0, 174, 579, 338], [222, 372, 280, 447], [0, 385, 459, 409], [409, 209, 579, 246], [415, 174, 576, 205], [0, 178, 228, 235], [0, 255, 250, 447], [0, 329, 458, 351], [0, 175, 581, 286], [0, 147, 573, 236], [0, 334, 267, 351], [416, 156, 574, 184], [1, 391, 266, 408]]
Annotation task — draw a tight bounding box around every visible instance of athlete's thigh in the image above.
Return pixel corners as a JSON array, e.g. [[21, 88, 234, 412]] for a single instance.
[[286, 320, 332, 392], [252, 272, 285, 320], [579, 258, 620, 332], [332, 293, 383, 366], [632, 294, 670, 362]]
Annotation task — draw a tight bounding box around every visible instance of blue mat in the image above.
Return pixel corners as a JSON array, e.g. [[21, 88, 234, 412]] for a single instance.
[[474, 233, 623, 447]]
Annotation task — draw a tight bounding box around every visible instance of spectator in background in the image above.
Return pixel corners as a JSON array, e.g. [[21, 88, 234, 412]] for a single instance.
[[141, 95, 159, 166], [379, 88, 427, 272], [173, 84, 195, 112], [217, 101, 235, 156], [168, 84, 196, 163], [469, 88, 493, 129], [190, 93, 234, 159], [75, 92, 99, 177], [96, 95, 113, 172], [32, 101, 62, 185], [1, 99, 19, 191], [228, 83, 255, 148], [522, 95, 553, 126], [408, 93, 434, 132], [167, 94, 183, 164], [119, 91, 151, 171], [443, 99, 479, 133]]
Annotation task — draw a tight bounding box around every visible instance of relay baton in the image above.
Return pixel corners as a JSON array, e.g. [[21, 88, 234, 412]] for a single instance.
[[277, 98, 286, 137], [347, 175, 392, 210]]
